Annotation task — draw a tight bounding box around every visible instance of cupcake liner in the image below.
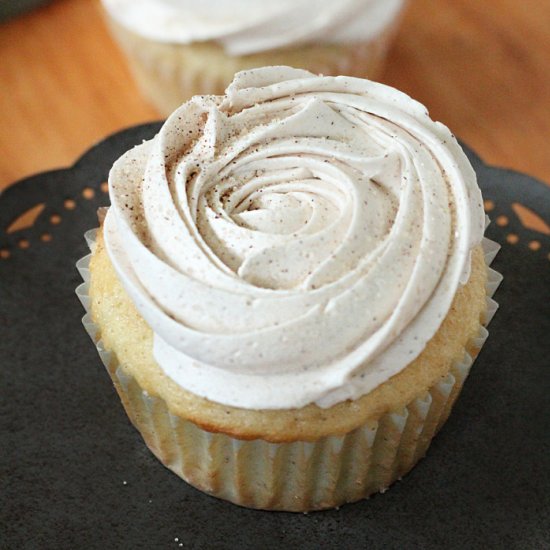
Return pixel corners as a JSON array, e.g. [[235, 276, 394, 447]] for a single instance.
[[104, 13, 403, 116], [76, 228, 501, 511], [104, 18, 229, 116]]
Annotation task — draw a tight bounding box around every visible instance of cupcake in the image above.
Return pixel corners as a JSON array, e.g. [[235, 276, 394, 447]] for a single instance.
[[100, 0, 406, 115], [77, 66, 500, 511]]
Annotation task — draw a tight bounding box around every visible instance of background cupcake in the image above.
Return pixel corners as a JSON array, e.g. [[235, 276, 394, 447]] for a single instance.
[[79, 66, 499, 511], [101, 0, 406, 115]]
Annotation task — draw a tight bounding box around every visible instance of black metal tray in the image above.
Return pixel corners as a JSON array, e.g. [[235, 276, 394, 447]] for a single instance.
[[1, 123, 549, 549]]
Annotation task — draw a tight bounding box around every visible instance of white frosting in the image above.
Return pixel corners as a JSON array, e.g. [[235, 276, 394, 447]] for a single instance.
[[104, 66, 486, 410], [101, 0, 405, 56]]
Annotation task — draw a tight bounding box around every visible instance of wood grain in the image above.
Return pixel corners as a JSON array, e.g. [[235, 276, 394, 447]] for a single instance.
[[1, 0, 549, 191]]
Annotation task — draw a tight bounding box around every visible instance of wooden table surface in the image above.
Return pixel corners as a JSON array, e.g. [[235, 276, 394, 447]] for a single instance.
[[1, 0, 549, 191]]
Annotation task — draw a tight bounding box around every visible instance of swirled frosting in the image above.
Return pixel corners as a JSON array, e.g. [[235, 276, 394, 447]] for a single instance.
[[101, 0, 405, 56], [104, 66, 485, 410]]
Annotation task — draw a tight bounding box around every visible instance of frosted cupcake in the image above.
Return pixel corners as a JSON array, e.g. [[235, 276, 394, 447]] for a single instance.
[[77, 66, 500, 511], [101, 0, 406, 115]]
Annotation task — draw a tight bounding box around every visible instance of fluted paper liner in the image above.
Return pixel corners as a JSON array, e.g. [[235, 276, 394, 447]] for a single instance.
[[76, 228, 501, 511], [104, 14, 402, 116]]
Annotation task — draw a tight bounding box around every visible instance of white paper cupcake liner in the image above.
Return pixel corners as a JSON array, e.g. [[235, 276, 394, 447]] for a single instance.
[[76, 228, 501, 511], [104, 13, 403, 116]]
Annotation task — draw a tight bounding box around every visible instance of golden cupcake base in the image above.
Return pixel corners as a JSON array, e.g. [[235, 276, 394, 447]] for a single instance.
[[76, 229, 500, 511]]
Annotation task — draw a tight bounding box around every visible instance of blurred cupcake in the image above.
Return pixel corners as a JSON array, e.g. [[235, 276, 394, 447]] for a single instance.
[[101, 0, 406, 115], [77, 66, 500, 511]]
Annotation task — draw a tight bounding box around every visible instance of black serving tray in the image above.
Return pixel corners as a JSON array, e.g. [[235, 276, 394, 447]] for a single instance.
[[1, 123, 549, 550]]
